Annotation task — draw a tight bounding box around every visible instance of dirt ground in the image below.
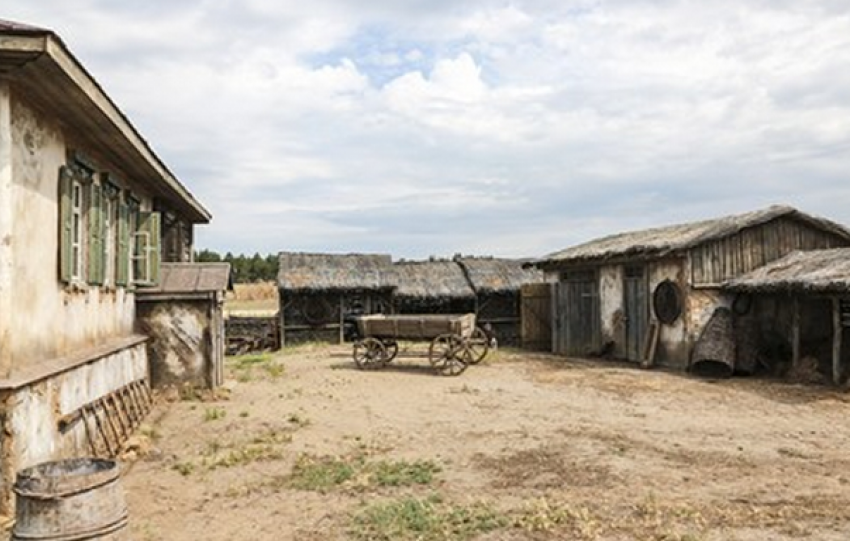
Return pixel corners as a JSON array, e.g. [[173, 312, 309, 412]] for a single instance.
[[123, 344, 850, 540]]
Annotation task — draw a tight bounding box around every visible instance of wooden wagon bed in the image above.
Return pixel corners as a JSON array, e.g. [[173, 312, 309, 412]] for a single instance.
[[356, 314, 476, 341], [351, 313, 489, 376]]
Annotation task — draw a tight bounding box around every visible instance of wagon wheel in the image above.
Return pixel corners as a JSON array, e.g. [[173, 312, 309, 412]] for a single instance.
[[429, 334, 468, 376], [464, 327, 490, 365], [353, 338, 387, 370], [383, 340, 399, 362]]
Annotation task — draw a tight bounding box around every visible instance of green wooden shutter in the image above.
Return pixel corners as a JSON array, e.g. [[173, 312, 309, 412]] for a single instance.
[[86, 182, 105, 284], [149, 212, 161, 285], [116, 200, 130, 286], [58, 167, 74, 283]]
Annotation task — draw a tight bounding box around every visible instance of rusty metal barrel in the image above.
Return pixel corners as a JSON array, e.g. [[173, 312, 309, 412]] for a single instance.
[[12, 458, 128, 540], [691, 307, 736, 379]]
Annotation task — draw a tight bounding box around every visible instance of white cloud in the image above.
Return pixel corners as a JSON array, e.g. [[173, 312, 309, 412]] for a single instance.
[[5, 0, 850, 258]]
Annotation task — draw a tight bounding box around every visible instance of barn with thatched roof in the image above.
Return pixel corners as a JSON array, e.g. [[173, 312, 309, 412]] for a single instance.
[[455, 256, 544, 345], [725, 248, 850, 384], [533, 205, 850, 370], [393, 259, 476, 315], [277, 252, 395, 345]]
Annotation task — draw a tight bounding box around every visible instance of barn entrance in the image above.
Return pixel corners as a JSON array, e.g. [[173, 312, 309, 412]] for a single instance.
[[520, 283, 552, 351], [554, 270, 600, 356], [623, 265, 648, 362]]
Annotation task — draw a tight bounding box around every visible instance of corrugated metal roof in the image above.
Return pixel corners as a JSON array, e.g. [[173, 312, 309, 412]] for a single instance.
[[278, 252, 395, 291], [138, 263, 232, 295], [724, 248, 850, 294], [535, 205, 850, 267]]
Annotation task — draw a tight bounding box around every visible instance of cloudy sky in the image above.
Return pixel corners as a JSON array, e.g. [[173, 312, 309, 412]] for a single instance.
[[5, 1, 850, 259]]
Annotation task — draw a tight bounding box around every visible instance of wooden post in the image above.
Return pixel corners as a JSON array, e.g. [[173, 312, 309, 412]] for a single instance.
[[279, 298, 289, 348], [0, 83, 14, 378], [791, 296, 801, 371], [339, 296, 345, 344], [833, 297, 842, 386]]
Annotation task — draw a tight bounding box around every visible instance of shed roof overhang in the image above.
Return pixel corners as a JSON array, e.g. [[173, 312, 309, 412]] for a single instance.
[[0, 29, 210, 223]]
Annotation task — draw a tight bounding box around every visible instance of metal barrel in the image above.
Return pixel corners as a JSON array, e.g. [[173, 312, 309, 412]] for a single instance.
[[690, 307, 736, 379], [12, 458, 128, 541]]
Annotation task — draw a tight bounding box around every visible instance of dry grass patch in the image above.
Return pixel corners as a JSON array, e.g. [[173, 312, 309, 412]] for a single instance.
[[227, 352, 285, 381], [170, 426, 294, 476], [474, 446, 617, 490], [350, 494, 506, 541], [287, 454, 442, 493]]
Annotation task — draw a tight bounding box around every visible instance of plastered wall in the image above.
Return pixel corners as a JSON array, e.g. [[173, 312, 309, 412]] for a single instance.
[[0, 341, 147, 514], [7, 94, 143, 367]]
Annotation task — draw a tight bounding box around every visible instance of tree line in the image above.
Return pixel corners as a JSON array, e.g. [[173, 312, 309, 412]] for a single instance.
[[195, 250, 278, 283]]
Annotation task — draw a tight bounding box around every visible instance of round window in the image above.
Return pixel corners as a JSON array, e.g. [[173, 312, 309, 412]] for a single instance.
[[653, 280, 682, 325]]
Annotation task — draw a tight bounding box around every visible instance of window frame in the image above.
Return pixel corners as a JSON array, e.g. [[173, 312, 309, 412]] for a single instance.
[[59, 162, 93, 285], [59, 162, 161, 288], [101, 177, 121, 288]]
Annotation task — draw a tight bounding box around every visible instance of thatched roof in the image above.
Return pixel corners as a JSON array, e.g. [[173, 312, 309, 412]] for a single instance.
[[278, 252, 395, 292], [724, 248, 850, 294], [536, 205, 850, 268], [456, 257, 544, 293], [393, 260, 475, 299]]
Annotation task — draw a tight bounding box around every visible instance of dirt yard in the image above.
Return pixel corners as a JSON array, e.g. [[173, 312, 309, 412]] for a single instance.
[[122, 345, 850, 540]]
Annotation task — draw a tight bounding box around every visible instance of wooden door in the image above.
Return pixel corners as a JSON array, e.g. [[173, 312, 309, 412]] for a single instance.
[[554, 270, 600, 356], [520, 283, 552, 351], [623, 266, 648, 361]]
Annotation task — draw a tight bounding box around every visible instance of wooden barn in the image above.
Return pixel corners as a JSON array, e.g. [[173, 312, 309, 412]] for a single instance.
[[278, 253, 395, 345], [533, 205, 850, 369], [725, 248, 850, 385], [455, 256, 544, 346], [393, 259, 477, 315]]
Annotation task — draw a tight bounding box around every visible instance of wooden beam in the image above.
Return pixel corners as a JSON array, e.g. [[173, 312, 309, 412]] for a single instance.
[[792, 296, 801, 371], [640, 321, 660, 369], [833, 297, 842, 386], [338, 297, 344, 344]]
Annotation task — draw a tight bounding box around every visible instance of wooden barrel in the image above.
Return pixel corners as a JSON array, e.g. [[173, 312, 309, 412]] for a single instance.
[[12, 458, 128, 541]]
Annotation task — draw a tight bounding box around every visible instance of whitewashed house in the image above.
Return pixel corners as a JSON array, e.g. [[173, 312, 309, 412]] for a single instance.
[[0, 19, 211, 514]]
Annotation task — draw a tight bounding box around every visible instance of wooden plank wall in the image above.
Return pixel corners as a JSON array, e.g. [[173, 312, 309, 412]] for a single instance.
[[690, 218, 848, 285], [520, 283, 552, 351]]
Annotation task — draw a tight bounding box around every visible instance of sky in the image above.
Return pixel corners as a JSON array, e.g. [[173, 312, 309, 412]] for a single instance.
[[4, 1, 850, 259]]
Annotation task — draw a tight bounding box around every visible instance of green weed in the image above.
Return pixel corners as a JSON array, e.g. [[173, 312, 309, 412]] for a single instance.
[[370, 460, 441, 487], [288, 455, 358, 492], [203, 407, 227, 422], [172, 461, 195, 477], [350, 495, 506, 541], [287, 454, 441, 492]]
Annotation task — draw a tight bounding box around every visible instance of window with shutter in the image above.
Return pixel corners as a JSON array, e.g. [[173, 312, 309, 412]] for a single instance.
[[116, 198, 130, 287], [58, 158, 95, 285], [133, 211, 161, 286], [58, 166, 75, 283], [101, 176, 121, 287], [86, 181, 104, 285]]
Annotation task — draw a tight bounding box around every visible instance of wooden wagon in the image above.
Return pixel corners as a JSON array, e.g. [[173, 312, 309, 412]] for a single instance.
[[351, 314, 489, 376]]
